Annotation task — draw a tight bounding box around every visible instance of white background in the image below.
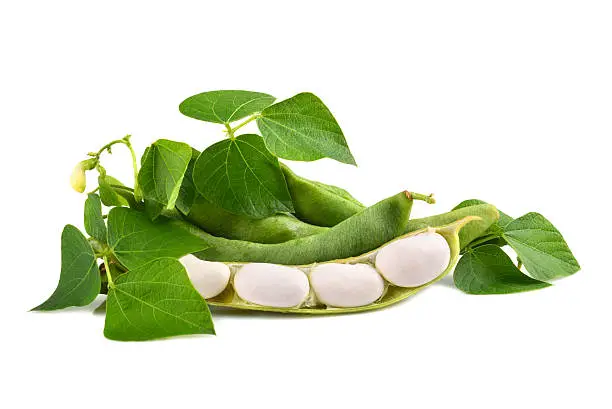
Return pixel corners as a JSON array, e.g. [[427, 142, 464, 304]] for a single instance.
[[1, 1, 610, 408]]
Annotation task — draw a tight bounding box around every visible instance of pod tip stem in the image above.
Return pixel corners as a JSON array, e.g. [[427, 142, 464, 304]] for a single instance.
[[406, 191, 436, 204]]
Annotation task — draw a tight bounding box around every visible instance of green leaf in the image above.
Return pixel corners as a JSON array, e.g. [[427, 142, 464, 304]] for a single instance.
[[138, 139, 192, 219], [454, 245, 551, 294], [503, 212, 580, 281], [84, 193, 107, 243], [179, 90, 275, 124], [257, 93, 356, 165], [192, 134, 293, 218], [175, 148, 200, 215], [107, 207, 210, 269], [32, 225, 101, 310], [98, 175, 129, 207], [104, 258, 215, 341]]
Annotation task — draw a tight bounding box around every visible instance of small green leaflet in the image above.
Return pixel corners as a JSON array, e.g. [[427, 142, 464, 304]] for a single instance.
[[257, 93, 356, 165], [179, 90, 275, 124], [84, 193, 107, 243], [503, 213, 580, 281], [99, 175, 130, 207], [104, 258, 215, 341], [107, 207, 210, 269], [175, 148, 200, 215], [138, 139, 192, 219], [193, 134, 293, 218], [32, 225, 100, 310], [454, 245, 551, 294]]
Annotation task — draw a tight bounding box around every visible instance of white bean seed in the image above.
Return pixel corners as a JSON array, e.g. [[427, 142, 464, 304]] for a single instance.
[[180, 255, 231, 299], [234, 263, 310, 308], [375, 232, 450, 287], [310, 263, 384, 307]]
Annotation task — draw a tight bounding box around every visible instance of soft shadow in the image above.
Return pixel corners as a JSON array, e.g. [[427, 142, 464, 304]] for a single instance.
[[209, 288, 431, 320], [209, 306, 332, 320]]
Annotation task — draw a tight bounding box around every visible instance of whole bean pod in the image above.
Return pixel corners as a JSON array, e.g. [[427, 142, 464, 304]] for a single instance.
[[181, 216, 478, 314], [193, 190, 431, 265], [281, 163, 365, 227]]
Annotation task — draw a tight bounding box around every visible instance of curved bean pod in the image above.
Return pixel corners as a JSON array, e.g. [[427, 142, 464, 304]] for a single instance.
[[193, 190, 424, 264], [190, 198, 494, 265]]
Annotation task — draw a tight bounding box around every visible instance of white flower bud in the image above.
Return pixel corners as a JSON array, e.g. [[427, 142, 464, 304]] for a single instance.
[[70, 163, 87, 193]]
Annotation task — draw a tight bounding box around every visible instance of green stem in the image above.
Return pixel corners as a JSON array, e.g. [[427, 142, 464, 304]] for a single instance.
[[92, 135, 142, 202], [103, 255, 114, 288], [224, 123, 234, 139], [92, 139, 127, 157], [407, 191, 436, 204], [230, 114, 260, 136], [125, 137, 143, 202]]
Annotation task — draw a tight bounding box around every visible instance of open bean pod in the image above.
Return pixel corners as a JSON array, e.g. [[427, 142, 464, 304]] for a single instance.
[[181, 216, 478, 314]]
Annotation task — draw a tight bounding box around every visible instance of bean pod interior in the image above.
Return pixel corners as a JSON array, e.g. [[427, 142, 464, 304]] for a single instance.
[[180, 216, 478, 314]]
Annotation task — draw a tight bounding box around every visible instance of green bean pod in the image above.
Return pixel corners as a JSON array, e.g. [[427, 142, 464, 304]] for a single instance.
[[183, 216, 478, 314], [281, 163, 365, 226], [184, 196, 328, 244], [193, 191, 423, 264], [191, 198, 495, 265]]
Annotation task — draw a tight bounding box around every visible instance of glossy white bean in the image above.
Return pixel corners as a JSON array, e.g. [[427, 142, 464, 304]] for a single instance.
[[310, 263, 384, 308], [234, 263, 310, 308], [375, 231, 451, 287], [180, 255, 231, 299]]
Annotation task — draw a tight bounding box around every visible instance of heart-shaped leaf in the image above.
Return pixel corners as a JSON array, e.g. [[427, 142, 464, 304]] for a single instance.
[[84, 193, 107, 243], [454, 245, 551, 294], [107, 207, 210, 269], [192, 134, 293, 218], [138, 139, 192, 219], [503, 213, 580, 281], [32, 225, 101, 310], [257, 93, 356, 165], [104, 258, 215, 341], [179, 90, 275, 124]]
